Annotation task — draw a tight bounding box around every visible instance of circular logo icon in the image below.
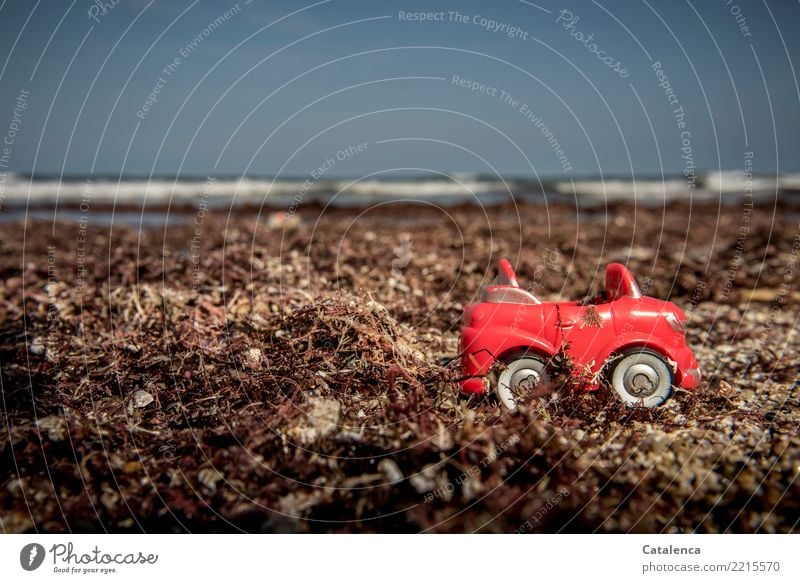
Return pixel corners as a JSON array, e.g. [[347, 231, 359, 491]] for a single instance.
[[20, 543, 46, 571]]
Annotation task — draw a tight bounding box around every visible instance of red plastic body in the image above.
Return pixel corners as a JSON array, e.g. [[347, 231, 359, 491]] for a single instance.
[[459, 260, 700, 394]]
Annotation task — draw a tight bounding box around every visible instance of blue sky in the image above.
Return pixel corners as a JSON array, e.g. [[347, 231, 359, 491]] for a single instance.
[[0, 0, 798, 178]]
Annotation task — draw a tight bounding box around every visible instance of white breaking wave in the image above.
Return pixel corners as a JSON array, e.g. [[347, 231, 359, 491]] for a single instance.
[[554, 178, 693, 202], [777, 173, 800, 190], [0, 172, 796, 207], [704, 170, 778, 194], [1, 177, 301, 204], [554, 172, 789, 202], [0, 175, 511, 205], [341, 178, 510, 197]]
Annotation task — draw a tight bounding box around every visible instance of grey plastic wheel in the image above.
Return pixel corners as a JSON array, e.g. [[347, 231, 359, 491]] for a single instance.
[[496, 354, 547, 411], [609, 349, 673, 408]]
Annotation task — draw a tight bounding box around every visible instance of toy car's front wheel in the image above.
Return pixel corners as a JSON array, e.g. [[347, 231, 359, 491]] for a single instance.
[[496, 353, 547, 411], [609, 349, 673, 408]]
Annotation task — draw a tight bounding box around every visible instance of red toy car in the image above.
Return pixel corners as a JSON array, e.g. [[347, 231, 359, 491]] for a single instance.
[[460, 259, 700, 410]]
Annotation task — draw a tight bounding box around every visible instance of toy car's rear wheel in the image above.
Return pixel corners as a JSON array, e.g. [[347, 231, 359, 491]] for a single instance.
[[609, 349, 673, 408], [496, 353, 547, 411]]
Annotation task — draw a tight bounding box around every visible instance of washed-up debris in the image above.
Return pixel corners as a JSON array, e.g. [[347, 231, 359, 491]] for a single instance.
[[0, 201, 797, 533], [131, 390, 154, 409]]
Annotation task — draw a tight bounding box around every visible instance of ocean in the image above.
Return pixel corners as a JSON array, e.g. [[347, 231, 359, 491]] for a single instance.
[[1, 170, 797, 227]]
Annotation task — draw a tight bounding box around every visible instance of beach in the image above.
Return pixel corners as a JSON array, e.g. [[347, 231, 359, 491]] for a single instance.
[[1, 199, 798, 533]]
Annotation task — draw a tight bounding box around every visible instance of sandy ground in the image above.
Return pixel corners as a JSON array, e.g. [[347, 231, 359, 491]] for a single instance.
[[0, 200, 798, 533]]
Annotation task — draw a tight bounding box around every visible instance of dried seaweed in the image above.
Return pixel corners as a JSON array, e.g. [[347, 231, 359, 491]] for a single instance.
[[0, 201, 798, 533]]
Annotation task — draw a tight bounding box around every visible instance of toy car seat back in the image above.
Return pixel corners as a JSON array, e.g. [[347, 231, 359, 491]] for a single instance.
[[481, 258, 541, 304], [497, 258, 520, 287], [605, 263, 642, 300]]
